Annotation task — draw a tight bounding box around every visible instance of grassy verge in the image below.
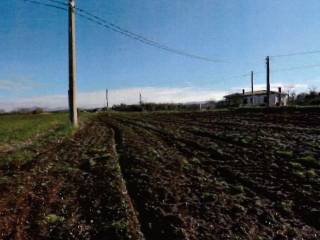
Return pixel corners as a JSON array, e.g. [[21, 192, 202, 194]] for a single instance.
[[0, 112, 94, 166], [0, 113, 70, 145]]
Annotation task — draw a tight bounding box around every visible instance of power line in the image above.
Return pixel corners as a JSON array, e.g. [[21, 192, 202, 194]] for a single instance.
[[222, 64, 320, 83], [222, 73, 251, 81], [45, 0, 68, 6], [24, 0, 67, 11], [74, 6, 261, 66], [20, 0, 320, 80], [272, 63, 320, 73], [74, 8, 227, 63], [23, 0, 228, 63], [271, 50, 320, 58], [25, 0, 320, 62]]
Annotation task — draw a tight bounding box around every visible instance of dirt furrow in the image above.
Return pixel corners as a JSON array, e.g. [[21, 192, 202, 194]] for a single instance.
[[2, 111, 320, 239], [111, 115, 320, 233], [0, 119, 145, 240]]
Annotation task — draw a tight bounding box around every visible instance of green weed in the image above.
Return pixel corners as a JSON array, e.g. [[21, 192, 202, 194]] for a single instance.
[[290, 162, 304, 170], [279, 200, 294, 213], [297, 155, 319, 168], [111, 219, 128, 233], [0, 176, 10, 185], [44, 214, 65, 224], [306, 169, 317, 178], [292, 170, 305, 179], [230, 185, 244, 194], [277, 150, 294, 159]]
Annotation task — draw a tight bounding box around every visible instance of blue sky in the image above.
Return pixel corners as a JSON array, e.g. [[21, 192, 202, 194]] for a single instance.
[[1, 0, 320, 110]]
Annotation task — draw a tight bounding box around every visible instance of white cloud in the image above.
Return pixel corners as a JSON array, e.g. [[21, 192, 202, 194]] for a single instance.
[[0, 80, 26, 91], [0, 78, 40, 91], [231, 82, 309, 94], [0, 87, 226, 112]]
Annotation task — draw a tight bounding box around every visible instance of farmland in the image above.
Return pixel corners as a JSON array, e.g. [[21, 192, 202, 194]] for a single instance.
[[0, 113, 71, 152], [0, 109, 320, 239], [0, 112, 92, 168]]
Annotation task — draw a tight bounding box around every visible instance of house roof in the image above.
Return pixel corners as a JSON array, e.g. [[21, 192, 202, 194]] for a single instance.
[[224, 90, 287, 98]]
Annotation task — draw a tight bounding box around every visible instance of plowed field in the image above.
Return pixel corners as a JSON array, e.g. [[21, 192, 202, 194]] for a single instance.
[[1, 109, 319, 240]]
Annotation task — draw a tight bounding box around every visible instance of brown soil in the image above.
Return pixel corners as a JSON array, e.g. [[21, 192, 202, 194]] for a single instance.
[[1, 109, 320, 240], [0, 118, 144, 240]]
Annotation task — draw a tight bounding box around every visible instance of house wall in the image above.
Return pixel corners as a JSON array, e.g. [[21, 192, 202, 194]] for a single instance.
[[226, 96, 243, 106], [243, 94, 288, 106], [281, 95, 289, 106]]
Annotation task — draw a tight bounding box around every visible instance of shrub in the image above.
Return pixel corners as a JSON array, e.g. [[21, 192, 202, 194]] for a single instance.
[[32, 108, 44, 114]]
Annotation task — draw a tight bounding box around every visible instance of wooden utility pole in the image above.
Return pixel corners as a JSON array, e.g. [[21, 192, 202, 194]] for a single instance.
[[278, 87, 282, 106], [68, 0, 78, 126], [251, 71, 254, 105], [266, 56, 270, 107], [106, 89, 109, 110], [139, 92, 142, 105]]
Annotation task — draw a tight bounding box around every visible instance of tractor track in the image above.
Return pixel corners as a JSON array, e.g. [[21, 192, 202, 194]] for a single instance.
[[0, 118, 146, 240], [106, 124, 146, 240], [105, 118, 195, 240]]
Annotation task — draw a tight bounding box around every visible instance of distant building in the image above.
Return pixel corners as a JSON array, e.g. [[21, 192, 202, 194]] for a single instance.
[[224, 88, 288, 107], [199, 101, 216, 110]]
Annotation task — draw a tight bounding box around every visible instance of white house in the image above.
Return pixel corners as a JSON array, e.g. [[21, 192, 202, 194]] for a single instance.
[[224, 88, 288, 107]]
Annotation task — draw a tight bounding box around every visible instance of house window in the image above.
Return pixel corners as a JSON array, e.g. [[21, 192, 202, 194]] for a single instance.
[[264, 96, 267, 103]]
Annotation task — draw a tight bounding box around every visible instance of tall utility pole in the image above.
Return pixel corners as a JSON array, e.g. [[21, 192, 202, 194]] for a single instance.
[[266, 56, 270, 107], [106, 89, 109, 110], [68, 0, 78, 126], [139, 92, 142, 105], [251, 71, 254, 105]]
